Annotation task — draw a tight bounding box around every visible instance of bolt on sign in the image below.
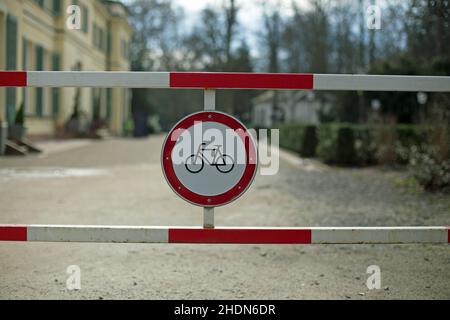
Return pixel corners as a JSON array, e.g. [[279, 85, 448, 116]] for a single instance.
[[161, 111, 258, 207]]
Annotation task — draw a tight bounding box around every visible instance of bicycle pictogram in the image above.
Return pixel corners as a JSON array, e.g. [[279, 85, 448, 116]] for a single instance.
[[185, 142, 235, 174]]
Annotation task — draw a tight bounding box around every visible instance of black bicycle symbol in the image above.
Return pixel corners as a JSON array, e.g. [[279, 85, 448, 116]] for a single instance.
[[185, 143, 235, 174]]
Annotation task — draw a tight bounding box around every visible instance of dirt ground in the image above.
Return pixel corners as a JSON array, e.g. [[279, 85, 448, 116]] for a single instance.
[[0, 135, 449, 299]]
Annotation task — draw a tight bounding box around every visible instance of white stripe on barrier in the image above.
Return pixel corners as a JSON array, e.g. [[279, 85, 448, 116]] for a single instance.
[[311, 226, 448, 244], [27, 225, 169, 243], [314, 74, 450, 92], [27, 71, 170, 88]]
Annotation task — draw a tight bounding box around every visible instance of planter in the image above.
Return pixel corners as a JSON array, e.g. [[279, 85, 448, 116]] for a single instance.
[[8, 124, 27, 141], [0, 122, 8, 155]]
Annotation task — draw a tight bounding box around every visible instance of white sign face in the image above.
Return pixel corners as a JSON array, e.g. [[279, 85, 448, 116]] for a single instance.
[[161, 111, 257, 207], [172, 121, 247, 196]]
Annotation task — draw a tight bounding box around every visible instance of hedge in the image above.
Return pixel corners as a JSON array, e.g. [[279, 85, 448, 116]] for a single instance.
[[277, 123, 318, 158], [317, 123, 377, 166], [277, 122, 447, 166]]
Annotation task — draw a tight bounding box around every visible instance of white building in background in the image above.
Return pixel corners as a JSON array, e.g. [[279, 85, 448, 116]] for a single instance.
[[252, 90, 333, 127]]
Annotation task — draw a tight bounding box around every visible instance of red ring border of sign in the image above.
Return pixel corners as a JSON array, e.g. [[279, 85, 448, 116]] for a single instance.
[[161, 111, 258, 207]]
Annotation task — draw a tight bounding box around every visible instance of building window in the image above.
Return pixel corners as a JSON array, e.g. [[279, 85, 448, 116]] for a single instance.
[[93, 23, 107, 53]]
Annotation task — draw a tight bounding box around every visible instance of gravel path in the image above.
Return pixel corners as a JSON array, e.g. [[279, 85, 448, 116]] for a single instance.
[[0, 136, 449, 299]]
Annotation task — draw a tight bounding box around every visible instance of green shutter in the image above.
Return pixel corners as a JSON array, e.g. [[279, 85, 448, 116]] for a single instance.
[[6, 15, 18, 124], [83, 6, 89, 33], [100, 28, 104, 52], [36, 45, 44, 117], [106, 88, 112, 123], [52, 52, 60, 71], [107, 31, 112, 56], [6, 15, 18, 69], [52, 53, 61, 117], [22, 38, 28, 115], [53, 0, 61, 16], [22, 38, 27, 70], [92, 24, 96, 46]]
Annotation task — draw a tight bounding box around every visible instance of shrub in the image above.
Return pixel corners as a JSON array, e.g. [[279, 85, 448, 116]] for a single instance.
[[354, 125, 378, 165], [277, 123, 318, 157], [278, 123, 301, 152], [396, 125, 427, 147], [408, 145, 450, 193], [317, 123, 376, 166], [316, 123, 339, 163], [375, 125, 397, 165], [393, 125, 429, 164], [301, 125, 318, 157], [336, 127, 355, 165]]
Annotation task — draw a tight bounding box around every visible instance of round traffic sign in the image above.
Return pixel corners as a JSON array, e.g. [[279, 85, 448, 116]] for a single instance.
[[161, 111, 257, 207]]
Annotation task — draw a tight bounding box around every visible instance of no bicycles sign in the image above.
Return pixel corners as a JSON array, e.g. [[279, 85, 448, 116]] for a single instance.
[[161, 111, 258, 207]]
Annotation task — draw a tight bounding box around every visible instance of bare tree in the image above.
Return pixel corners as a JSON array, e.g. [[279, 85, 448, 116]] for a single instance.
[[129, 0, 183, 72]]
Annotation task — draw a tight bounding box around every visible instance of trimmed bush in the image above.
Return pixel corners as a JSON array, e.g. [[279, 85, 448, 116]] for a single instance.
[[396, 125, 427, 146], [301, 125, 318, 157], [316, 123, 338, 163], [336, 127, 355, 165], [354, 125, 378, 165], [317, 123, 377, 166], [277, 123, 318, 157]]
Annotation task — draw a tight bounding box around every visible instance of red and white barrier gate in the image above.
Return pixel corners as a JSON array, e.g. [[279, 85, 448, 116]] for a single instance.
[[0, 225, 448, 244], [1, 71, 449, 245], [1, 71, 450, 91]]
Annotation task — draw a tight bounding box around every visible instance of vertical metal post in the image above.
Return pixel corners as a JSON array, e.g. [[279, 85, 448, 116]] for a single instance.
[[203, 89, 215, 228], [203, 208, 214, 229], [204, 89, 216, 111]]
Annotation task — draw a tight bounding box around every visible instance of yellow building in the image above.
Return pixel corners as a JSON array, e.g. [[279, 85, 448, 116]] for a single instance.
[[0, 0, 133, 138]]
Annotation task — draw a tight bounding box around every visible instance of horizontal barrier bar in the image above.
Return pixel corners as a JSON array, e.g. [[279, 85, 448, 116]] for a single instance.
[[313, 74, 450, 92], [0, 225, 448, 244], [0, 71, 449, 91]]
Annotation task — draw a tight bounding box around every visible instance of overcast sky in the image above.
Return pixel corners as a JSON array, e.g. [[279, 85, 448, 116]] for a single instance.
[[172, 0, 311, 56], [173, 0, 310, 29], [124, 0, 311, 38], [122, 0, 310, 58]]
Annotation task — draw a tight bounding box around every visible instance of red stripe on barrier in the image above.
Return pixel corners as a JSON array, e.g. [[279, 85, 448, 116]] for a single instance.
[[169, 228, 312, 244], [0, 71, 27, 87], [0, 225, 27, 241], [170, 72, 314, 89], [448, 227, 449, 244]]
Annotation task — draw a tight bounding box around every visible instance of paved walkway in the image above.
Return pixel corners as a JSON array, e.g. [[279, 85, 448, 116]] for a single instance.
[[0, 136, 449, 299]]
